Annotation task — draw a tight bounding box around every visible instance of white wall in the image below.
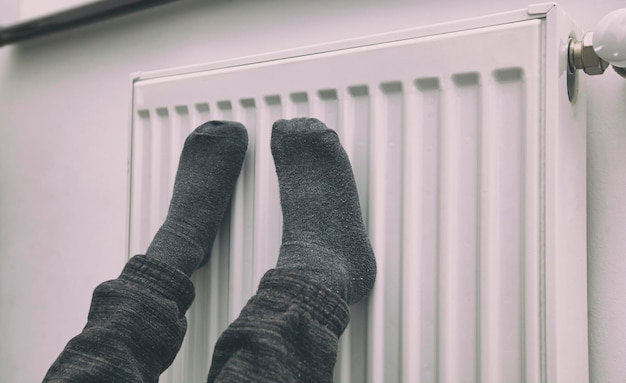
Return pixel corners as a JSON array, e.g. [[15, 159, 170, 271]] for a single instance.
[[2, 0, 100, 24], [0, 0, 19, 24], [0, 0, 624, 381], [21, 0, 99, 21]]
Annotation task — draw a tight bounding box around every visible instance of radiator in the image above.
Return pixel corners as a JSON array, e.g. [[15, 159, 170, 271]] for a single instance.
[[128, 4, 588, 382]]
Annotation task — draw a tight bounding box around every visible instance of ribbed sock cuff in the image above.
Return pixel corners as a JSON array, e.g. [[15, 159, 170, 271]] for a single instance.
[[258, 268, 350, 336], [119, 255, 196, 313]]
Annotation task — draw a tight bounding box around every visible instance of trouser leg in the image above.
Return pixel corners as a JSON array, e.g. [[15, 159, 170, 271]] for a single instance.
[[43, 255, 195, 383], [207, 268, 350, 383]]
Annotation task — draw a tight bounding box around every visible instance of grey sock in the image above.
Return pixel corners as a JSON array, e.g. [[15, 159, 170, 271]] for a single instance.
[[271, 117, 376, 304], [146, 121, 248, 276]]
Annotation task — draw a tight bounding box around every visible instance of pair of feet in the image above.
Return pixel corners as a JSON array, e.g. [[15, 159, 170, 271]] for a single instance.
[[146, 118, 376, 305]]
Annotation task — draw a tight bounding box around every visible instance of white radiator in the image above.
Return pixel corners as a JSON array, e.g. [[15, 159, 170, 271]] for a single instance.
[[128, 4, 588, 382]]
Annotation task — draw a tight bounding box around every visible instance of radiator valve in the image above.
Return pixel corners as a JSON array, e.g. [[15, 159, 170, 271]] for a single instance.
[[568, 33, 609, 75], [568, 9, 626, 79]]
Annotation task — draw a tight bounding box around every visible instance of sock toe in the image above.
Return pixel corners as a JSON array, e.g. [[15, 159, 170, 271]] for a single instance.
[[194, 120, 248, 139], [272, 117, 329, 135]]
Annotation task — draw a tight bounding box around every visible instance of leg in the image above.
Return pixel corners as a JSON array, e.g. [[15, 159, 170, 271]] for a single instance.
[[44, 121, 248, 382], [44, 255, 195, 383], [207, 269, 349, 383], [207, 118, 376, 383]]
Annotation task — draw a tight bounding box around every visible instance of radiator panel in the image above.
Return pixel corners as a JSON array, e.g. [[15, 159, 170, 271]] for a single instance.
[[128, 14, 585, 383]]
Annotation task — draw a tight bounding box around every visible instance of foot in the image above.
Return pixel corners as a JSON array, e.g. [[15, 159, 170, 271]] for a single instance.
[[271, 118, 376, 304], [146, 121, 248, 276]]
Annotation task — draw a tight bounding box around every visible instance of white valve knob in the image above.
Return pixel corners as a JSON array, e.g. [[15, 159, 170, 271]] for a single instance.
[[593, 8, 626, 68]]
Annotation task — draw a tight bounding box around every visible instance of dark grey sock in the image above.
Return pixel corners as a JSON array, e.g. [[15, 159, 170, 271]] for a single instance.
[[146, 121, 248, 276], [271, 117, 376, 304]]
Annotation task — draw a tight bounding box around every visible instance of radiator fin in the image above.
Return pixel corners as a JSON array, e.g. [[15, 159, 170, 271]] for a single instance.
[[369, 81, 405, 383], [482, 68, 526, 383], [402, 77, 442, 383], [229, 98, 257, 318]]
